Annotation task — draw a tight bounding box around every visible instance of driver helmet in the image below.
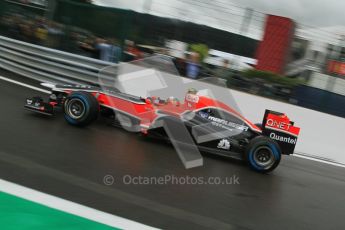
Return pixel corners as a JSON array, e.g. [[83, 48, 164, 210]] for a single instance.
[[187, 88, 198, 95]]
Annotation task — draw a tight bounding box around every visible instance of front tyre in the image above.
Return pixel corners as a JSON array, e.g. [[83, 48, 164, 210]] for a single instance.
[[245, 136, 281, 173], [64, 91, 99, 127]]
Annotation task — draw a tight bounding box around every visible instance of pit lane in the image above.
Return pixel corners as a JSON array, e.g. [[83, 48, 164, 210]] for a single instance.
[[0, 69, 345, 230]]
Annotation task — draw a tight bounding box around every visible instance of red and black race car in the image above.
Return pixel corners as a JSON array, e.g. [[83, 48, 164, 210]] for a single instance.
[[24, 57, 300, 173], [24, 84, 300, 173]]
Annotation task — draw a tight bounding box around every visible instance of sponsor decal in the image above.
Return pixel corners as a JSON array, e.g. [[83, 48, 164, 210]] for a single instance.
[[266, 118, 291, 131], [217, 139, 231, 150], [200, 113, 249, 131], [270, 132, 297, 145], [60, 84, 94, 90], [199, 111, 209, 119], [264, 113, 300, 136], [26, 99, 33, 105]]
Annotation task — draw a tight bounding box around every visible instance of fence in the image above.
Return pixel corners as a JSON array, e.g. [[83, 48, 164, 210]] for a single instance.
[[0, 35, 111, 85]]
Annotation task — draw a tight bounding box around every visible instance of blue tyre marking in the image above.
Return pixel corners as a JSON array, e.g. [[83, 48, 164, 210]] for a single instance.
[[249, 149, 262, 171], [64, 94, 90, 125], [268, 143, 281, 160], [248, 142, 280, 171], [65, 114, 78, 125]]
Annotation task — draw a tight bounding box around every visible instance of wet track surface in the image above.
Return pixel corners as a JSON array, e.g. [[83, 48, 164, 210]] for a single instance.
[[1, 70, 345, 229]]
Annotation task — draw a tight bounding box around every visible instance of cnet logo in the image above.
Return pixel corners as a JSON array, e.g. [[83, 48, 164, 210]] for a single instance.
[[266, 119, 291, 131]]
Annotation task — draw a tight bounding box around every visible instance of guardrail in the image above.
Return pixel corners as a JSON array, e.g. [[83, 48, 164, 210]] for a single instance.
[[0, 35, 113, 85]]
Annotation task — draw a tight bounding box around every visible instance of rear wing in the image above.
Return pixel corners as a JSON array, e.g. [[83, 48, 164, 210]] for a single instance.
[[261, 110, 300, 155]]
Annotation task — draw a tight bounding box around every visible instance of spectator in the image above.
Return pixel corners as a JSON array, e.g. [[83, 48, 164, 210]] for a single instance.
[[124, 40, 143, 61], [85, 37, 122, 63], [108, 38, 122, 63], [46, 22, 64, 49], [95, 38, 112, 61], [186, 52, 201, 79], [80, 38, 105, 61], [214, 59, 232, 79], [174, 56, 187, 77], [35, 25, 48, 45]]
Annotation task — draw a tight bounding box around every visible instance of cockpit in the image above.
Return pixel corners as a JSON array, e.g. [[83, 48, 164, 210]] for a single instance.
[[145, 96, 180, 106], [145, 88, 198, 106]]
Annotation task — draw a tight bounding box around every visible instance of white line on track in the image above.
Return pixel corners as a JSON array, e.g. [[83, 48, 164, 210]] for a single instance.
[[0, 179, 158, 230], [0, 75, 50, 94], [294, 153, 345, 169]]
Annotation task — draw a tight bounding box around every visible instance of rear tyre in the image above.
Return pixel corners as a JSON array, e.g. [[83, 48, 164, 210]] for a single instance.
[[245, 136, 281, 173], [64, 91, 99, 127]]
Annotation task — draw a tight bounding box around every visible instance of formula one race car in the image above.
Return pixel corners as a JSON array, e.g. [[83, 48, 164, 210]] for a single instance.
[[24, 57, 300, 173]]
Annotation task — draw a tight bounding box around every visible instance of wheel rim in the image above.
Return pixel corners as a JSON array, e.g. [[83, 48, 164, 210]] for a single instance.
[[66, 98, 86, 119], [253, 146, 275, 168]]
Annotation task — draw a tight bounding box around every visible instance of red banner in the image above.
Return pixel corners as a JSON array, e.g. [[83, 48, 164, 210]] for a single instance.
[[328, 60, 345, 75], [255, 15, 296, 75]]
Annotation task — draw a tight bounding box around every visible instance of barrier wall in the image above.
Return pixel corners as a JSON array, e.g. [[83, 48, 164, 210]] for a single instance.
[[293, 86, 345, 118]]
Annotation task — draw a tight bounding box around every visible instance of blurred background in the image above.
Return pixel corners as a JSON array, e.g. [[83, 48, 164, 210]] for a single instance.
[[1, 0, 345, 117]]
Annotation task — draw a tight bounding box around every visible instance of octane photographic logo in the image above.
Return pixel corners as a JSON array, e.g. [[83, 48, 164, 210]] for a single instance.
[[103, 174, 240, 186], [103, 174, 115, 186], [98, 56, 245, 169]]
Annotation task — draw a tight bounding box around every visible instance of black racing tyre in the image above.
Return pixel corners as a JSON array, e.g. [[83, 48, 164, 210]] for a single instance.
[[63, 91, 99, 127], [245, 136, 281, 173]]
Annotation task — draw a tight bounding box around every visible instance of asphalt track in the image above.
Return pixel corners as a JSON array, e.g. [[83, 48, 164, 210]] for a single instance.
[[0, 69, 345, 230]]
